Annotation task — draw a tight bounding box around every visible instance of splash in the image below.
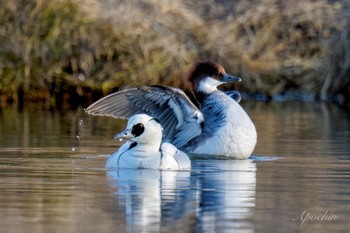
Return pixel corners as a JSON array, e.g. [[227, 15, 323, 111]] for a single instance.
[[71, 118, 84, 152]]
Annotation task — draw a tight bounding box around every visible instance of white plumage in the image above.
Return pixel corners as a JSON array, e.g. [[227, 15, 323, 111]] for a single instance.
[[105, 114, 191, 170]]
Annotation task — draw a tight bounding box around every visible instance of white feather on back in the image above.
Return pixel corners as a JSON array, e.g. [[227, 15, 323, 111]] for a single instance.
[[161, 143, 191, 170]]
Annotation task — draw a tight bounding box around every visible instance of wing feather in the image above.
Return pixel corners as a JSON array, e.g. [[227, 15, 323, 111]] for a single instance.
[[86, 86, 203, 147]]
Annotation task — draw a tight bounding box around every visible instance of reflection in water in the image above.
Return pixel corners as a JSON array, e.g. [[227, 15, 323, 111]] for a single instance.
[[1, 102, 350, 233], [251, 102, 350, 158], [107, 159, 256, 233], [107, 169, 192, 232], [194, 160, 256, 233]]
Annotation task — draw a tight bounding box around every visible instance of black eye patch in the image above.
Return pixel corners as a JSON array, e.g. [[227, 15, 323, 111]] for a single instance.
[[131, 123, 144, 137]]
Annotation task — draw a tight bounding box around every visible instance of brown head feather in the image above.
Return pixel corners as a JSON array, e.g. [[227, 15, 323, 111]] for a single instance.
[[188, 61, 226, 84]]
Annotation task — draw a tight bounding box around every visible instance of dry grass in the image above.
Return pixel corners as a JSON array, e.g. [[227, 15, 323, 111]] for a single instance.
[[0, 0, 349, 106], [215, 0, 340, 94]]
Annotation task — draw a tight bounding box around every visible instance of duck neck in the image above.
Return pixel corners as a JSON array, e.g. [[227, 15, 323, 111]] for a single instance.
[[192, 83, 216, 108], [137, 130, 162, 152], [192, 91, 206, 108], [138, 141, 161, 152]]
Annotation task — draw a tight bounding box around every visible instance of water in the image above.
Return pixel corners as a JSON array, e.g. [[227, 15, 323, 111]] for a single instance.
[[0, 102, 350, 233]]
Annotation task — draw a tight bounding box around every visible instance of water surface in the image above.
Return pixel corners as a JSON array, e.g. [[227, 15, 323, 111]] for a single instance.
[[0, 102, 350, 233]]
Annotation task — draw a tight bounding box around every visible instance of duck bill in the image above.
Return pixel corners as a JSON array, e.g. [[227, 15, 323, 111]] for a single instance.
[[222, 74, 241, 83], [114, 129, 135, 140]]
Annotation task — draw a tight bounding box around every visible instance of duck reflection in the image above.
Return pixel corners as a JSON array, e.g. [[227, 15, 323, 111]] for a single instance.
[[107, 169, 192, 232], [194, 159, 256, 233], [107, 159, 256, 232]]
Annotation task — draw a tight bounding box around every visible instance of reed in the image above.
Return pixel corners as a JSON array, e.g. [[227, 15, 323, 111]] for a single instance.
[[0, 0, 348, 107]]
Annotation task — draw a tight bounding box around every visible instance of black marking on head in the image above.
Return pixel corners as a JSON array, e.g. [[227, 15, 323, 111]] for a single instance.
[[131, 123, 145, 137]]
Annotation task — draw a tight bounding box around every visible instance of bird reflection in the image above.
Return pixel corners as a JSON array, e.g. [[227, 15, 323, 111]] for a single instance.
[[106, 159, 256, 232], [194, 159, 256, 233], [107, 169, 192, 232]]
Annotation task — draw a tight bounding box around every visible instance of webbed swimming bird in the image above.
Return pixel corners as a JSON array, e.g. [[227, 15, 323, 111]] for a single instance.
[[86, 61, 257, 159], [106, 114, 191, 169]]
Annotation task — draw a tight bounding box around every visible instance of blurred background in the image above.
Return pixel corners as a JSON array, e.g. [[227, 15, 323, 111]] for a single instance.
[[0, 0, 349, 109]]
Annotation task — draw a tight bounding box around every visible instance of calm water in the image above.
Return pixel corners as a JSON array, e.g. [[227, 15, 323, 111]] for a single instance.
[[0, 102, 350, 233]]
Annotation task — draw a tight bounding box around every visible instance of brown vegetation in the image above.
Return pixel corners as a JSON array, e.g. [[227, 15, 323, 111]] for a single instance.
[[0, 0, 349, 107]]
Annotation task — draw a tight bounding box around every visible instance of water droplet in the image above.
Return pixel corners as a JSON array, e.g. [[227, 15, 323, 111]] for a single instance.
[[71, 147, 76, 152], [119, 138, 123, 142], [76, 134, 80, 140], [79, 119, 83, 125]]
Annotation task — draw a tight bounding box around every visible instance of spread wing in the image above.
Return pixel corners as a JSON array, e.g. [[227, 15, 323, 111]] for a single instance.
[[85, 85, 204, 148]]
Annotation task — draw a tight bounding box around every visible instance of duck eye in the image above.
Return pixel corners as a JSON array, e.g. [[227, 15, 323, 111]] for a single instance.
[[131, 123, 144, 137]]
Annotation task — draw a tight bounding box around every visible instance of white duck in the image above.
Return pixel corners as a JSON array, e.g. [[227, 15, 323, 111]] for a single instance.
[[105, 114, 191, 170], [87, 61, 257, 159]]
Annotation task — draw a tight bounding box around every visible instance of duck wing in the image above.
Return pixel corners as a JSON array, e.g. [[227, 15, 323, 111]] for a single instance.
[[85, 85, 204, 148], [225, 90, 241, 103]]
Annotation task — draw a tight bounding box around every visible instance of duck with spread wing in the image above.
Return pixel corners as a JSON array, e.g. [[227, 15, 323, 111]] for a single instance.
[[86, 61, 257, 159]]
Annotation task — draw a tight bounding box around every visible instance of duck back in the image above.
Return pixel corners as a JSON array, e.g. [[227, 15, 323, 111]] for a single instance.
[[184, 91, 256, 159]]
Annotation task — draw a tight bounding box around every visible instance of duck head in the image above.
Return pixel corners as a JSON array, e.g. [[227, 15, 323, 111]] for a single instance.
[[188, 61, 241, 102], [114, 114, 163, 148]]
